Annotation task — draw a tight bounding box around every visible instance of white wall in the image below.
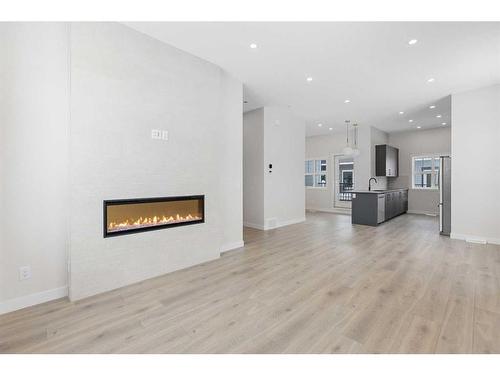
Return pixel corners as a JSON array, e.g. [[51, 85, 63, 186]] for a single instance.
[[388, 127, 451, 215], [243, 109, 264, 228], [219, 59, 243, 252], [1, 22, 243, 309], [305, 133, 345, 212], [305, 125, 387, 212], [0, 23, 70, 313], [263, 107, 305, 228], [69, 23, 242, 300], [451, 84, 500, 244], [243, 107, 305, 229]]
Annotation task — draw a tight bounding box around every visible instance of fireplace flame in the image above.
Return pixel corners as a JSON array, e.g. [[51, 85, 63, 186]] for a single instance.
[[108, 213, 201, 232]]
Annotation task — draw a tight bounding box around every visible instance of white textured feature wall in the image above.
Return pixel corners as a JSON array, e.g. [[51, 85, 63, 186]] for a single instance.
[[0, 22, 242, 310], [68, 23, 242, 300], [0, 23, 70, 312], [451, 85, 500, 244], [218, 53, 243, 252], [388, 127, 451, 215]]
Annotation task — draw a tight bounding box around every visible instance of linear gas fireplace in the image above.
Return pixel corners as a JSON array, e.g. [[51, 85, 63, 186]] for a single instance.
[[104, 195, 204, 237]]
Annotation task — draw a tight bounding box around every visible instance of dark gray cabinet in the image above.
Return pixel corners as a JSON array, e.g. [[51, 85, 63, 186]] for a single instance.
[[351, 193, 379, 226], [385, 192, 394, 219], [375, 145, 399, 177], [384, 190, 407, 220], [352, 189, 408, 226]]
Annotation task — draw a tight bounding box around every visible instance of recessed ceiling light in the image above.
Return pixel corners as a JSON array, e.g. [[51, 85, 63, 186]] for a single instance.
[[329, 127, 333, 131], [429, 105, 436, 109], [427, 78, 435, 83], [417, 126, 422, 129], [408, 39, 418, 45], [399, 111, 404, 115], [249, 43, 257, 49], [441, 122, 447, 125], [408, 119, 414, 123], [317, 123, 323, 127], [344, 99, 351, 103], [306, 77, 313, 82], [436, 114, 442, 118]]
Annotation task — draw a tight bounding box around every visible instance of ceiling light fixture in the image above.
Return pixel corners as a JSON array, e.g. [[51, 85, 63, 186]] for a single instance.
[[427, 78, 435, 83], [417, 126, 422, 129], [408, 119, 414, 123], [436, 114, 442, 118], [352, 123, 360, 157], [306, 77, 313, 82], [429, 105, 436, 109], [399, 111, 404, 115], [344, 99, 351, 104], [329, 127, 333, 131], [441, 122, 447, 125], [249, 43, 257, 49], [408, 39, 418, 45], [317, 123, 323, 127], [342, 120, 353, 156]]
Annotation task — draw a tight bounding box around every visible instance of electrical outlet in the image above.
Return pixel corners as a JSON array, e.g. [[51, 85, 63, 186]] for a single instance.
[[151, 129, 162, 140], [19, 266, 31, 281], [152, 129, 168, 141]]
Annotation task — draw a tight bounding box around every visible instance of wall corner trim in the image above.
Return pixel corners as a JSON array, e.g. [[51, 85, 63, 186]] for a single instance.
[[244, 217, 306, 231], [264, 217, 306, 230], [243, 222, 265, 230], [0, 286, 68, 315], [220, 240, 245, 253]]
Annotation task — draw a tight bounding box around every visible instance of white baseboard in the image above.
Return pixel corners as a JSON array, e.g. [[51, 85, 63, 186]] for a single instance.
[[450, 233, 500, 245], [307, 207, 351, 215], [0, 286, 68, 315], [244, 217, 306, 231], [269, 217, 305, 230], [407, 210, 438, 216], [220, 240, 245, 253], [243, 221, 265, 230]]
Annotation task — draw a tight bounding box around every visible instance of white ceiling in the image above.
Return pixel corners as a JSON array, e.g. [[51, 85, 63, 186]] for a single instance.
[[125, 22, 500, 135]]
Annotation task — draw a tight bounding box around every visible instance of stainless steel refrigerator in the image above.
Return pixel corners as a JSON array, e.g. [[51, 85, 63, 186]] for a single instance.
[[439, 156, 451, 236]]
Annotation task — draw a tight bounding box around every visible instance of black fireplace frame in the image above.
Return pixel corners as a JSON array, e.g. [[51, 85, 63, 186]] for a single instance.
[[103, 195, 205, 238]]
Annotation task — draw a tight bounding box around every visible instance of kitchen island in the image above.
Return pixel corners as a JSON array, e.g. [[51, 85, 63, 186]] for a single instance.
[[351, 188, 408, 226]]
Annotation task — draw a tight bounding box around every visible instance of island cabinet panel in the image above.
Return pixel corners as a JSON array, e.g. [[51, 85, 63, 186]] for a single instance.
[[352, 189, 408, 226], [351, 193, 379, 226]]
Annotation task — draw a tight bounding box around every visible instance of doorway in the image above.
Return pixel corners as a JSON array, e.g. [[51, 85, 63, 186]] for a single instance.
[[333, 155, 354, 209]]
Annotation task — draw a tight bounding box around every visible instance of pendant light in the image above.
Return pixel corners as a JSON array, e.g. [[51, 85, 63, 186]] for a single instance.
[[352, 123, 360, 157], [342, 120, 353, 156]]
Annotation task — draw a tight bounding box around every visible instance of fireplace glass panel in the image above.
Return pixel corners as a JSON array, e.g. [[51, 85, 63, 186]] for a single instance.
[[104, 195, 204, 237]]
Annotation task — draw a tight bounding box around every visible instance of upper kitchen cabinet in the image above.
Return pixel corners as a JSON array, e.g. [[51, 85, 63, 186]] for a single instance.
[[375, 144, 399, 177]]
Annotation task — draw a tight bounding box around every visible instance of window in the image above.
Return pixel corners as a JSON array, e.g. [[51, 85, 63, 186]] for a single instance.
[[341, 170, 353, 185], [305, 159, 327, 188], [412, 156, 440, 189]]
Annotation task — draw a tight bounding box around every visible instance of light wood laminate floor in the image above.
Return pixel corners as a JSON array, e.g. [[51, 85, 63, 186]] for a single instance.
[[1, 212, 500, 353]]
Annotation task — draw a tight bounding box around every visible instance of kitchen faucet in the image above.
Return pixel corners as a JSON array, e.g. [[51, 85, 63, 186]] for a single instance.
[[368, 177, 377, 191]]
